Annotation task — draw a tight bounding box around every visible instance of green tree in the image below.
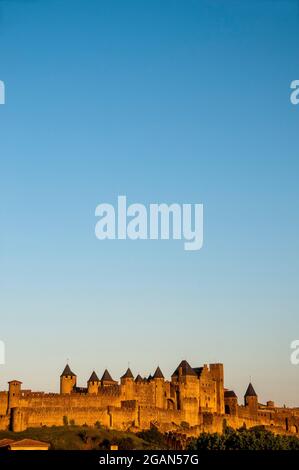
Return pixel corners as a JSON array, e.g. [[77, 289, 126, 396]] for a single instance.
[[187, 427, 299, 451]]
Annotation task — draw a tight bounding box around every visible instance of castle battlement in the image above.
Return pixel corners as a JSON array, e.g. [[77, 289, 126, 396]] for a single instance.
[[0, 359, 298, 436]]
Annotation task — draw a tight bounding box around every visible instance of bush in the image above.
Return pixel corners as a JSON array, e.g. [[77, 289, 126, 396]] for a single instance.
[[78, 430, 89, 444], [117, 437, 135, 450], [99, 438, 111, 450], [180, 421, 190, 430], [136, 428, 168, 448], [188, 427, 299, 451]]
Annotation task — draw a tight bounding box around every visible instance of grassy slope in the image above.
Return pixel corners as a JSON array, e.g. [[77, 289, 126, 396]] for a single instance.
[[0, 426, 156, 450]]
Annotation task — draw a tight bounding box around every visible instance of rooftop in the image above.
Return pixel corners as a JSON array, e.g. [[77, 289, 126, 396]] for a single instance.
[[88, 371, 100, 382], [153, 366, 164, 379], [101, 369, 115, 382], [245, 383, 257, 397], [60, 364, 76, 377], [121, 368, 134, 379], [172, 360, 197, 378]]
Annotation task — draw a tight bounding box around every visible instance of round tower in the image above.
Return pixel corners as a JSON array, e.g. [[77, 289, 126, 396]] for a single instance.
[[120, 368, 134, 400], [7, 380, 22, 411], [87, 371, 100, 394], [153, 366, 165, 409], [101, 369, 116, 387], [224, 390, 238, 416], [244, 382, 258, 415], [209, 363, 225, 414], [60, 364, 77, 394]]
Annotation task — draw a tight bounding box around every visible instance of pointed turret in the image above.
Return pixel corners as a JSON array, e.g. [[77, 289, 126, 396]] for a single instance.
[[121, 367, 134, 400], [88, 371, 100, 383], [101, 369, 116, 386], [153, 366, 164, 379], [60, 364, 76, 377], [87, 371, 100, 394], [60, 364, 77, 394], [121, 368, 134, 380], [244, 382, 258, 413], [244, 383, 257, 397], [101, 369, 113, 382], [135, 374, 143, 383]]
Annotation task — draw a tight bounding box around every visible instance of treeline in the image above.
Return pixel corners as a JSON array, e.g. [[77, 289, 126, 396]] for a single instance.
[[188, 426, 299, 451]]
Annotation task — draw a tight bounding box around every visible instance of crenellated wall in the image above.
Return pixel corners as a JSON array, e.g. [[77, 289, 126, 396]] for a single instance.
[[1, 361, 298, 437]]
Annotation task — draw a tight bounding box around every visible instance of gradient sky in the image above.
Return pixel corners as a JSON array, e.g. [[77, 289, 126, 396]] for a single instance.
[[0, 0, 299, 406]]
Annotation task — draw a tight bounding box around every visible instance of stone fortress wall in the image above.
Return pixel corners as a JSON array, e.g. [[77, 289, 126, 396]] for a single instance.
[[0, 360, 298, 437]]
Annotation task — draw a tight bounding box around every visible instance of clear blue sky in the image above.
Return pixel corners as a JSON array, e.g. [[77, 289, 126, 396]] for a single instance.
[[0, 0, 298, 405]]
